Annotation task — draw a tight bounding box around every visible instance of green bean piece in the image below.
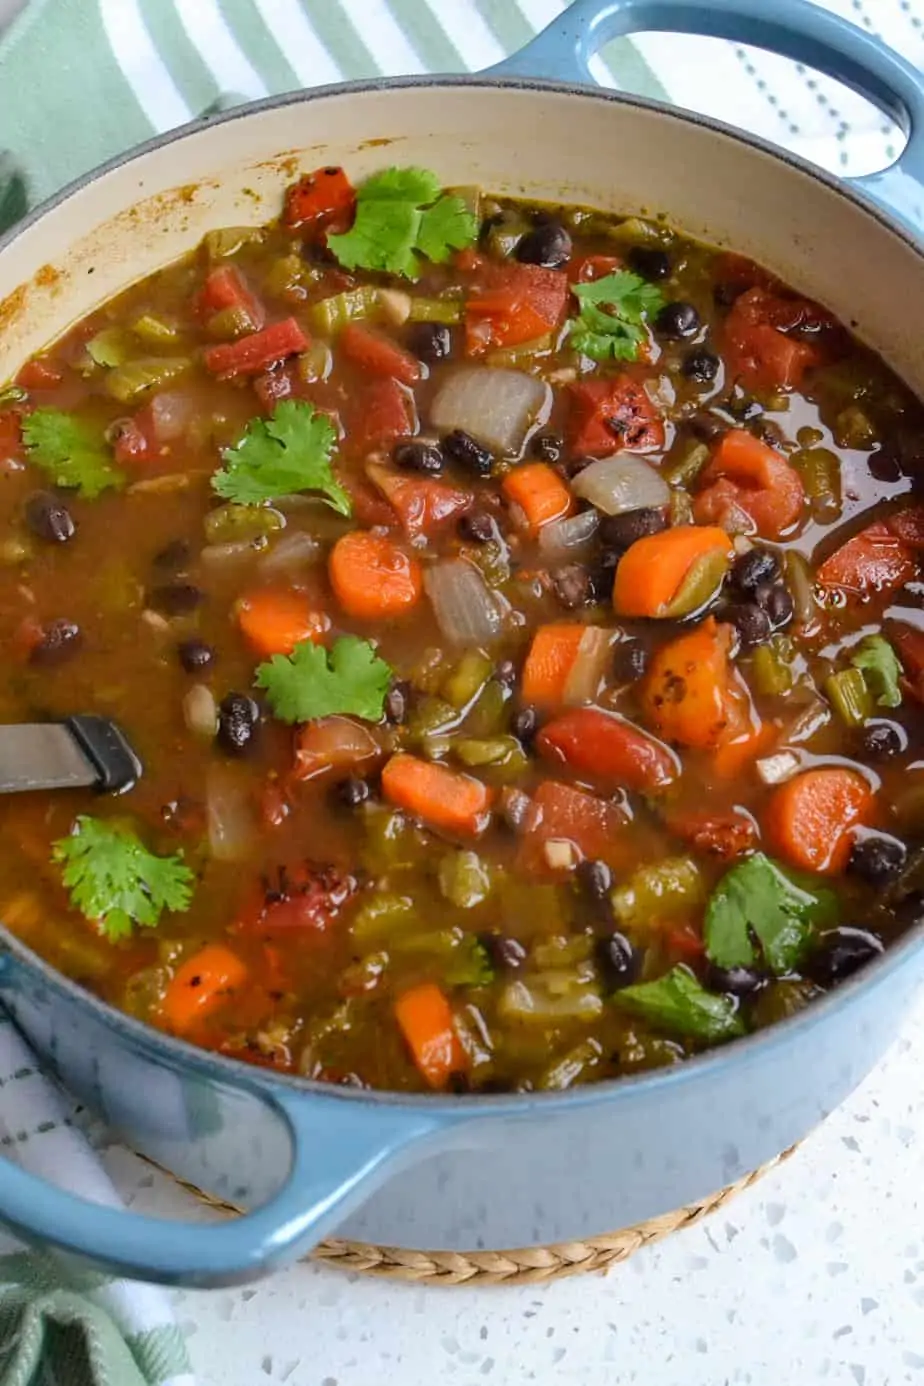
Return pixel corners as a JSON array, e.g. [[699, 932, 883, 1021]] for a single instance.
[[442, 650, 493, 710], [825, 668, 872, 728], [751, 636, 794, 696], [105, 357, 191, 403], [407, 297, 463, 324], [794, 446, 842, 521], [663, 441, 710, 488], [438, 851, 491, 909], [203, 504, 285, 544], [610, 857, 705, 930], [310, 285, 379, 336]]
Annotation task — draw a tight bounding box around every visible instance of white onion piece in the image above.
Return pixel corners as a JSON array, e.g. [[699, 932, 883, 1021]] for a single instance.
[[563, 628, 613, 704], [756, 750, 801, 786], [183, 684, 218, 739], [571, 455, 670, 516], [424, 559, 504, 645], [377, 288, 412, 326], [259, 530, 321, 575], [538, 509, 599, 556], [148, 391, 194, 442], [206, 765, 257, 862], [430, 367, 548, 455]]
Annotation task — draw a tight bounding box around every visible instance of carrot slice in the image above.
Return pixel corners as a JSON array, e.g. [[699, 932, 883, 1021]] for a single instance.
[[381, 754, 493, 837], [502, 463, 572, 534], [694, 429, 805, 540], [537, 707, 678, 791], [521, 624, 586, 706], [329, 531, 422, 620], [236, 587, 329, 658], [764, 767, 873, 874], [161, 944, 248, 1034], [395, 982, 467, 1090], [613, 526, 733, 618], [640, 617, 737, 750]]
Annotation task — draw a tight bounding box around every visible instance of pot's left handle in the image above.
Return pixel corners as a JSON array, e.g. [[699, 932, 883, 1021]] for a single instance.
[[0, 1092, 441, 1286], [486, 0, 924, 237]]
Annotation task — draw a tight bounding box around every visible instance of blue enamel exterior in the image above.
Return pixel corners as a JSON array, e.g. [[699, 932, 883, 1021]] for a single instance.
[[0, 0, 923, 1285]]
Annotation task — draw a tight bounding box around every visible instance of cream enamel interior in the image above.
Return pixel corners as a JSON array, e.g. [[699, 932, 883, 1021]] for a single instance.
[[1, 82, 924, 395]]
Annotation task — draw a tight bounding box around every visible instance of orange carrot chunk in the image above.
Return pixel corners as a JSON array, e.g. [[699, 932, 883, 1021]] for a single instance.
[[329, 531, 422, 620], [764, 767, 874, 875], [381, 754, 493, 837], [639, 617, 738, 750], [502, 463, 573, 533], [613, 526, 733, 619], [236, 587, 329, 658], [161, 944, 248, 1035], [395, 983, 467, 1090], [520, 624, 586, 706]]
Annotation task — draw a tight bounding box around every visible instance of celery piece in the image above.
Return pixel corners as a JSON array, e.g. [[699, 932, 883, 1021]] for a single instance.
[[610, 857, 705, 929], [350, 891, 415, 945], [310, 285, 379, 336], [86, 328, 131, 369], [751, 636, 794, 696], [442, 650, 493, 710], [438, 850, 491, 909], [132, 314, 182, 346], [407, 296, 463, 324], [262, 253, 312, 299], [465, 679, 509, 738], [825, 667, 872, 728], [662, 545, 729, 618], [539, 1038, 602, 1091], [453, 736, 524, 770], [663, 441, 710, 488], [205, 307, 254, 341], [204, 504, 285, 544], [204, 226, 264, 260], [794, 446, 842, 522], [486, 336, 553, 369], [105, 357, 191, 403], [407, 695, 460, 743], [499, 970, 603, 1024], [360, 807, 428, 875]]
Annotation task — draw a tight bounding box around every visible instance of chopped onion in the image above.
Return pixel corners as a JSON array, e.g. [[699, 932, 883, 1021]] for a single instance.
[[756, 750, 801, 785], [183, 684, 218, 739], [563, 627, 613, 705], [785, 695, 830, 745], [424, 559, 504, 645], [377, 288, 412, 326], [571, 455, 670, 516], [259, 530, 321, 576], [430, 367, 548, 455], [148, 391, 194, 442], [538, 509, 599, 557], [206, 764, 257, 862]]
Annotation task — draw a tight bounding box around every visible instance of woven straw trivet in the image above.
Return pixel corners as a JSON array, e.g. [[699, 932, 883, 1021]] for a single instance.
[[152, 1143, 796, 1285]]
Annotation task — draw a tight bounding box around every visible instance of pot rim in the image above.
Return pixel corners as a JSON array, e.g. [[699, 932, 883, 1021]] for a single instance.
[[2, 71, 922, 1115]]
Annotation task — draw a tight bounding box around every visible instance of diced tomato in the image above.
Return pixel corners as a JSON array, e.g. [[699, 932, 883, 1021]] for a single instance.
[[693, 429, 805, 540], [892, 624, 924, 703], [367, 462, 471, 539], [350, 378, 415, 451], [15, 357, 63, 390], [664, 923, 706, 962], [666, 806, 758, 860], [292, 716, 381, 782], [885, 505, 924, 550], [465, 262, 569, 353], [253, 364, 295, 409], [340, 324, 420, 385], [12, 615, 45, 658], [566, 375, 664, 456], [204, 318, 308, 379], [0, 411, 23, 464], [567, 254, 622, 284], [454, 248, 486, 275], [723, 287, 822, 391], [110, 413, 155, 465], [283, 166, 356, 231], [816, 520, 916, 597], [196, 265, 265, 332], [713, 252, 785, 296], [537, 707, 678, 791], [237, 862, 357, 937], [345, 475, 398, 528], [515, 780, 629, 876]]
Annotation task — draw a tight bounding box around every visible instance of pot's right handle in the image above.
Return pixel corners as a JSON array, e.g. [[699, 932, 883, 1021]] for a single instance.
[[486, 0, 924, 237]]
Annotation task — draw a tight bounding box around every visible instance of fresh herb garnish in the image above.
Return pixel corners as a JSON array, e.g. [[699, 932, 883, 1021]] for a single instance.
[[327, 167, 477, 280], [568, 270, 664, 362], [850, 634, 903, 709], [616, 965, 745, 1042], [53, 816, 194, 942], [255, 635, 393, 724], [212, 400, 350, 513], [22, 408, 125, 499], [704, 851, 838, 976]]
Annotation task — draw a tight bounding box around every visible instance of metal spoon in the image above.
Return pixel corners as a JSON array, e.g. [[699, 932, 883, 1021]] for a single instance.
[[0, 717, 142, 795]]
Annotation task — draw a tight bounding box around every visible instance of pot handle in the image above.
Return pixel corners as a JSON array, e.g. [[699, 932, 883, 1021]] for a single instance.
[[0, 1090, 440, 1286], [486, 0, 924, 236]]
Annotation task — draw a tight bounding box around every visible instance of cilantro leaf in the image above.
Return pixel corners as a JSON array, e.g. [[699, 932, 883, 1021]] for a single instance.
[[327, 166, 478, 281], [255, 635, 393, 724], [22, 408, 125, 499], [616, 965, 745, 1043], [568, 270, 665, 363], [850, 634, 902, 709], [213, 400, 350, 514], [53, 815, 194, 942], [704, 852, 838, 976]]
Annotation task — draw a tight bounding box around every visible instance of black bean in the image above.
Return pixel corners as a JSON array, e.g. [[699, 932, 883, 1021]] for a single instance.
[[442, 429, 493, 477], [24, 491, 75, 545], [612, 641, 648, 683], [594, 932, 641, 990], [148, 583, 203, 616], [393, 439, 444, 475], [806, 926, 884, 987], [754, 581, 794, 629], [725, 601, 772, 648], [655, 301, 700, 339], [406, 321, 452, 364], [515, 220, 572, 269], [847, 834, 907, 885], [689, 411, 729, 443], [577, 858, 612, 899], [30, 619, 81, 665], [457, 510, 496, 544], [730, 547, 781, 594], [866, 450, 903, 484], [481, 933, 527, 971], [494, 659, 517, 690], [552, 563, 594, 610], [153, 538, 190, 571], [530, 432, 565, 463], [627, 246, 671, 281], [177, 638, 215, 673], [384, 680, 410, 725], [705, 963, 765, 997], [335, 776, 371, 809], [217, 693, 259, 755], [598, 506, 668, 552], [682, 349, 720, 384], [512, 705, 538, 746], [858, 721, 903, 761]]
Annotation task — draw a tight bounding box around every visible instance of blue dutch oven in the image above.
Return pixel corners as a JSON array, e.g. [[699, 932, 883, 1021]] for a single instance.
[[0, 0, 923, 1286]]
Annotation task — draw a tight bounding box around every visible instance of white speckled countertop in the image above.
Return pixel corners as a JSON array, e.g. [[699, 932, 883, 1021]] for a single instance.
[[95, 993, 924, 1386]]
